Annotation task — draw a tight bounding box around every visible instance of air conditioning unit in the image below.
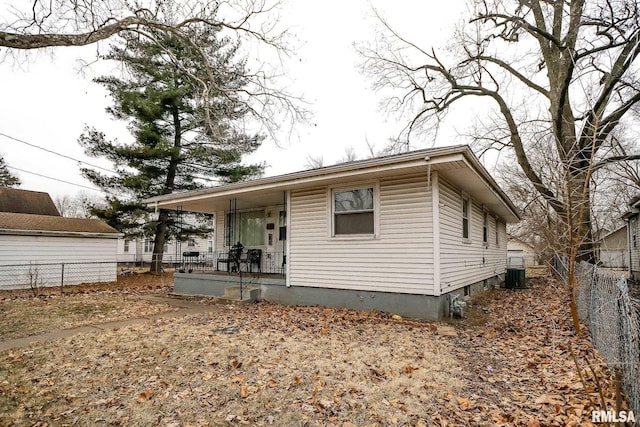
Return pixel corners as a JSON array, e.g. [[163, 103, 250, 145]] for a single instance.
[[505, 268, 526, 289]]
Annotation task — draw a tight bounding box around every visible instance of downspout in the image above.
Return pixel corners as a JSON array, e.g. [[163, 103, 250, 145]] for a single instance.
[[285, 190, 291, 287], [431, 169, 441, 297], [626, 218, 632, 277]]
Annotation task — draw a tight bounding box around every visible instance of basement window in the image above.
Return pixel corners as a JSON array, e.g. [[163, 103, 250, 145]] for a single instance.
[[333, 187, 375, 236]]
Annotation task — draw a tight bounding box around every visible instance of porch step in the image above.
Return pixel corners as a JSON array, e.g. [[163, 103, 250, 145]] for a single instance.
[[222, 286, 260, 303]]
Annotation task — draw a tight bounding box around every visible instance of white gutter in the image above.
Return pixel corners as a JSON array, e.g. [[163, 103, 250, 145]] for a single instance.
[[0, 229, 123, 239], [146, 145, 470, 205]]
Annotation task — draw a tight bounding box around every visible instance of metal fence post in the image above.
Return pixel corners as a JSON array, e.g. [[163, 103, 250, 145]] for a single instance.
[[60, 263, 65, 295]]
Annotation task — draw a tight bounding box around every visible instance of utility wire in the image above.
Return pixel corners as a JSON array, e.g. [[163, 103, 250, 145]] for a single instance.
[[7, 165, 103, 193], [0, 132, 117, 174]]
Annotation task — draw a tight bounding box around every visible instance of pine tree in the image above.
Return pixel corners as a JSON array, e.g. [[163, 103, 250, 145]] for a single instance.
[[79, 27, 263, 272], [0, 155, 20, 187]]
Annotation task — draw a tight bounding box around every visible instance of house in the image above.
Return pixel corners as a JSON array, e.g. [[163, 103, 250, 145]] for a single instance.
[[146, 145, 521, 320], [623, 196, 640, 278], [0, 187, 121, 290], [507, 235, 538, 268], [117, 213, 215, 265], [117, 235, 214, 266], [596, 226, 628, 269]]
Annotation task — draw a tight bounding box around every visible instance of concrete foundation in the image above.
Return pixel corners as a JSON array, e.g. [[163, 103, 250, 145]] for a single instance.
[[173, 272, 504, 321]]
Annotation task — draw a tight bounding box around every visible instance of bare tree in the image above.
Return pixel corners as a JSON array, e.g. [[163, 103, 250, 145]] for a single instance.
[[54, 194, 73, 217], [0, 0, 306, 140], [361, 0, 640, 264], [338, 146, 358, 163], [361, 0, 640, 332], [304, 154, 324, 169], [54, 191, 104, 218]]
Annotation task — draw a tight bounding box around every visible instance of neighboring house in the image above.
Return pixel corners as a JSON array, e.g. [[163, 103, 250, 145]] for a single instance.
[[117, 214, 215, 265], [0, 187, 121, 289], [507, 236, 538, 267], [117, 235, 214, 265], [596, 226, 628, 269], [146, 145, 520, 320], [623, 196, 640, 278]]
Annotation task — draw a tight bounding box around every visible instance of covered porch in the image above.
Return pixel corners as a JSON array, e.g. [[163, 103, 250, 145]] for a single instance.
[[161, 189, 290, 299]]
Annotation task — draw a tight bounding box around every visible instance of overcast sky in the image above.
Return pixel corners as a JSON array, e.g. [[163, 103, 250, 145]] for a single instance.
[[0, 0, 468, 200]]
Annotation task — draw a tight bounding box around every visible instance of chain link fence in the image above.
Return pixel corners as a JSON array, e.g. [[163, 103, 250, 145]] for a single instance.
[[0, 261, 118, 291], [574, 261, 640, 417]]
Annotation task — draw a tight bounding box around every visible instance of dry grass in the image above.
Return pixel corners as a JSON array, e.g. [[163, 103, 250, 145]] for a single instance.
[[0, 272, 177, 340], [0, 294, 178, 340], [0, 275, 625, 426], [0, 304, 461, 426]]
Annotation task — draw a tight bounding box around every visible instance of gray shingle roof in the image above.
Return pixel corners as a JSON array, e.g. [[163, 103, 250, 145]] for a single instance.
[[0, 187, 60, 216], [0, 212, 119, 235]]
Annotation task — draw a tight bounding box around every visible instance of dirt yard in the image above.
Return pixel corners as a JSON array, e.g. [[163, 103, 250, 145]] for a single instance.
[[0, 273, 177, 340], [0, 274, 627, 426]]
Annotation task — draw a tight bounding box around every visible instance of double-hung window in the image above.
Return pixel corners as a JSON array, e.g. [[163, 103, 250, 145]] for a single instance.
[[333, 187, 374, 236], [462, 195, 470, 240], [483, 211, 489, 246]]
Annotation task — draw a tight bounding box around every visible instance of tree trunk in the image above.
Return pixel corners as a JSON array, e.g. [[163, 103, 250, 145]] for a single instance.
[[150, 210, 170, 273], [149, 105, 182, 273]]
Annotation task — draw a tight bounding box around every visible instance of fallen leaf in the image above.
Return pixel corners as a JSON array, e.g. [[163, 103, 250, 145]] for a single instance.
[[136, 389, 153, 402]]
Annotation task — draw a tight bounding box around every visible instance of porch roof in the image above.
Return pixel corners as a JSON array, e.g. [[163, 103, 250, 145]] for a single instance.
[[146, 145, 521, 223]]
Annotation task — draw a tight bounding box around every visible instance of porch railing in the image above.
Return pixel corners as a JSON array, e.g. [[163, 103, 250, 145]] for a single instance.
[[176, 250, 286, 276]]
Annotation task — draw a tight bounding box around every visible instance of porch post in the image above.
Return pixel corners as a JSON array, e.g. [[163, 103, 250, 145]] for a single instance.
[[175, 205, 183, 267], [227, 198, 237, 248], [285, 190, 291, 287]]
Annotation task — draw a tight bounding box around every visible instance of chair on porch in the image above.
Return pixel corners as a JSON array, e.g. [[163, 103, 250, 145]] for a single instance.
[[217, 242, 244, 272], [246, 249, 262, 273]]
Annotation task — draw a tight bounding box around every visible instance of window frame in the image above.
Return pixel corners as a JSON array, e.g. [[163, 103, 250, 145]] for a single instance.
[[461, 193, 471, 241], [123, 239, 130, 253], [495, 218, 500, 247], [329, 182, 379, 239], [482, 209, 489, 247]]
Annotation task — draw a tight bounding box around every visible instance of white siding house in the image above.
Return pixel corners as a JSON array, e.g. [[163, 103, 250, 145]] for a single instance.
[[623, 197, 640, 278], [0, 188, 121, 290], [507, 237, 538, 268], [117, 235, 214, 265], [146, 145, 520, 319], [595, 226, 628, 269]]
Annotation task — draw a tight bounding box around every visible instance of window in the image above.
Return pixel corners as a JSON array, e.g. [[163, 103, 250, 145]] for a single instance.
[[483, 211, 488, 246], [333, 187, 374, 236], [495, 219, 500, 246], [633, 218, 638, 249], [123, 240, 130, 253], [188, 239, 195, 247], [144, 238, 153, 253], [225, 210, 265, 246], [462, 195, 470, 239], [279, 210, 287, 241], [207, 240, 213, 253]]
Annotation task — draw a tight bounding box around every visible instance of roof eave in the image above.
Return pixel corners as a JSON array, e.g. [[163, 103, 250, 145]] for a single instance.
[[0, 229, 123, 238]]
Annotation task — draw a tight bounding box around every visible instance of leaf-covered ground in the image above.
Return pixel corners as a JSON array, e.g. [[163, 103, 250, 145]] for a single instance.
[[0, 275, 627, 426], [0, 272, 177, 340]]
